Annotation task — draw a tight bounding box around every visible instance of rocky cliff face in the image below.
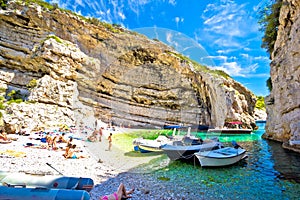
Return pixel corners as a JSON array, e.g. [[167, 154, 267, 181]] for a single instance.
[[264, 0, 300, 152], [0, 1, 257, 132]]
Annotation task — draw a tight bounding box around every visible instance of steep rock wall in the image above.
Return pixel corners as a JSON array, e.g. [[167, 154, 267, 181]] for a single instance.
[[264, 0, 300, 152], [0, 1, 257, 131]]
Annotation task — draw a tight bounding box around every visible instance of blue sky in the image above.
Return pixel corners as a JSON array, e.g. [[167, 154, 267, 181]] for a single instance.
[[47, 0, 271, 96]]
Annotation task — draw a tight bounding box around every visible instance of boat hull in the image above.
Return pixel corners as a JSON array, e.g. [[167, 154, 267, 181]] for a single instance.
[[133, 136, 171, 153], [0, 186, 90, 200], [207, 129, 252, 134], [194, 147, 247, 167], [162, 142, 222, 161], [138, 143, 163, 153], [0, 171, 94, 191]]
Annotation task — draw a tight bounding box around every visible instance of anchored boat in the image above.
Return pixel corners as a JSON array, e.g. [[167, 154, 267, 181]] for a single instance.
[[194, 142, 247, 167]]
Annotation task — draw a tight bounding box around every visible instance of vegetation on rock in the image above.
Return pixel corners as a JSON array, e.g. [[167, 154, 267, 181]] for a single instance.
[[44, 35, 62, 44], [7, 90, 24, 103], [266, 77, 272, 92], [0, 96, 6, 110], [26, 79, 38, 90], [0, 0, 8, 9], [255, 96, 265, 110], [258, 0, 282, 55], [166, 51, 231, 79]]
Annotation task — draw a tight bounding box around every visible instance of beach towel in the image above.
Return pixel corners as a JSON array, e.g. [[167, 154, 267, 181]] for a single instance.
[[0, 150, 26, 158]]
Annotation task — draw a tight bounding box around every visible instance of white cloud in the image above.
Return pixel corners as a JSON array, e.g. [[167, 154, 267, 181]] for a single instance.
[[253, 0, 269, 11], [168, 0, 177, 6], [205, 55, 228, 61], [165, 32, 179, 49], [240, 53, 249, 59], [213, 62, 244, 77], [202, 3, 248, 37], [75, 0, 84, 7], [243, 47, 251, 51], [213, 38, 242, 49], [118, 12, 126, 20], [254, 56, 270, 62], [174, 16, 184, 28], [201, 1, 258, 50], [209, 60, 262, 77]]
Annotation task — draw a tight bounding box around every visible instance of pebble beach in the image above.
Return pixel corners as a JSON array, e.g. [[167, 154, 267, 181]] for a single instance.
[[0, 127, 163, 199], [2, 126, 300, 200]]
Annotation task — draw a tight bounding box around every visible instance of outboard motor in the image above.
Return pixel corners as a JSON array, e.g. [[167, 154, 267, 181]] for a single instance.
[[232, 140, 241, 149]]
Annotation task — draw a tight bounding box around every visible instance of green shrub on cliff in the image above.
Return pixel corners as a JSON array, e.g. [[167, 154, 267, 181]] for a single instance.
[[45, 35, 62, 43], [266, 77, 272, 92], [0, 0, 8, 9], [7, 90, 23, 103], [0, 96, 5, 110], [255, 96, 265, 110], [27, 79, 38, 89], [258, 0, 282, 55], [22, 0, 55, 10], [166, 51, 231, 79]]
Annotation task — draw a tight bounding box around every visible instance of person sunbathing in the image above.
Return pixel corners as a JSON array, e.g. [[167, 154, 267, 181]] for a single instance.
[[58, 133, 68, 143], [100, 183, 134, 200], [0, 129, 8, 140], [63, 143, 72, 158], [66, 144, 88, 159], [52, 136, 58, 150], [45, 133, 53, 150]]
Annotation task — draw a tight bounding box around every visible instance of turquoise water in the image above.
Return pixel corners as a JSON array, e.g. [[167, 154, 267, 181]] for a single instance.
[[133, 123, 300, 199]]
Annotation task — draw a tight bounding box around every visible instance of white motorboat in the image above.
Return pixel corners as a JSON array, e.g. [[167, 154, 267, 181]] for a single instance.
[[208, 121, 252, 134], [133, 128, 184, 153], [162, 140, 223, 161], [207, 128, 252, 134], [194, 146, 247, 167]]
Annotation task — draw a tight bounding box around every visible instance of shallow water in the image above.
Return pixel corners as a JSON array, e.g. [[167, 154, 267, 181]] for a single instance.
[[128, 123, 300, 199]]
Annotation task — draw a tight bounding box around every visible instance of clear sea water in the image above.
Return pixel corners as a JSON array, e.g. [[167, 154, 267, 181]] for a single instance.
[[129, 122, 300, 199]]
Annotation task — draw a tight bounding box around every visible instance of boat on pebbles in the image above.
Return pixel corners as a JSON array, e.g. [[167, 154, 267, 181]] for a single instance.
[[0, 170, 94, 200]]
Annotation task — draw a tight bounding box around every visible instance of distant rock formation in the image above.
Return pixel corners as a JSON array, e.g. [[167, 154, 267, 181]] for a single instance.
[[264, 0, 300, 152], [0, 1, 257, 132]]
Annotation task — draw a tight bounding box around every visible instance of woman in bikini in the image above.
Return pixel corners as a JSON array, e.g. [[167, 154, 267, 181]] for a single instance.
[[100, 183, 134, 200], [64, 144, 86, 159]]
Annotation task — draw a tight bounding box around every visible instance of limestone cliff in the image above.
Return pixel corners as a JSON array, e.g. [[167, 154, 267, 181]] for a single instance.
[[0, 1, 257, 131], [264, 0, 300, 152]]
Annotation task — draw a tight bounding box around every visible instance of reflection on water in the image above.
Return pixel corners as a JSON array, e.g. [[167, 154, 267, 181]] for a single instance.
[[267, 140, 300, 183]]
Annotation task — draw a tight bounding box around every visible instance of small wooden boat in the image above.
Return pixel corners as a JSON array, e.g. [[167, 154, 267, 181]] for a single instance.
[[194, 146, 247, 167], [0, 171, 94, 192], [133, 135, 172, 153], [0, 186, 90, 200]]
